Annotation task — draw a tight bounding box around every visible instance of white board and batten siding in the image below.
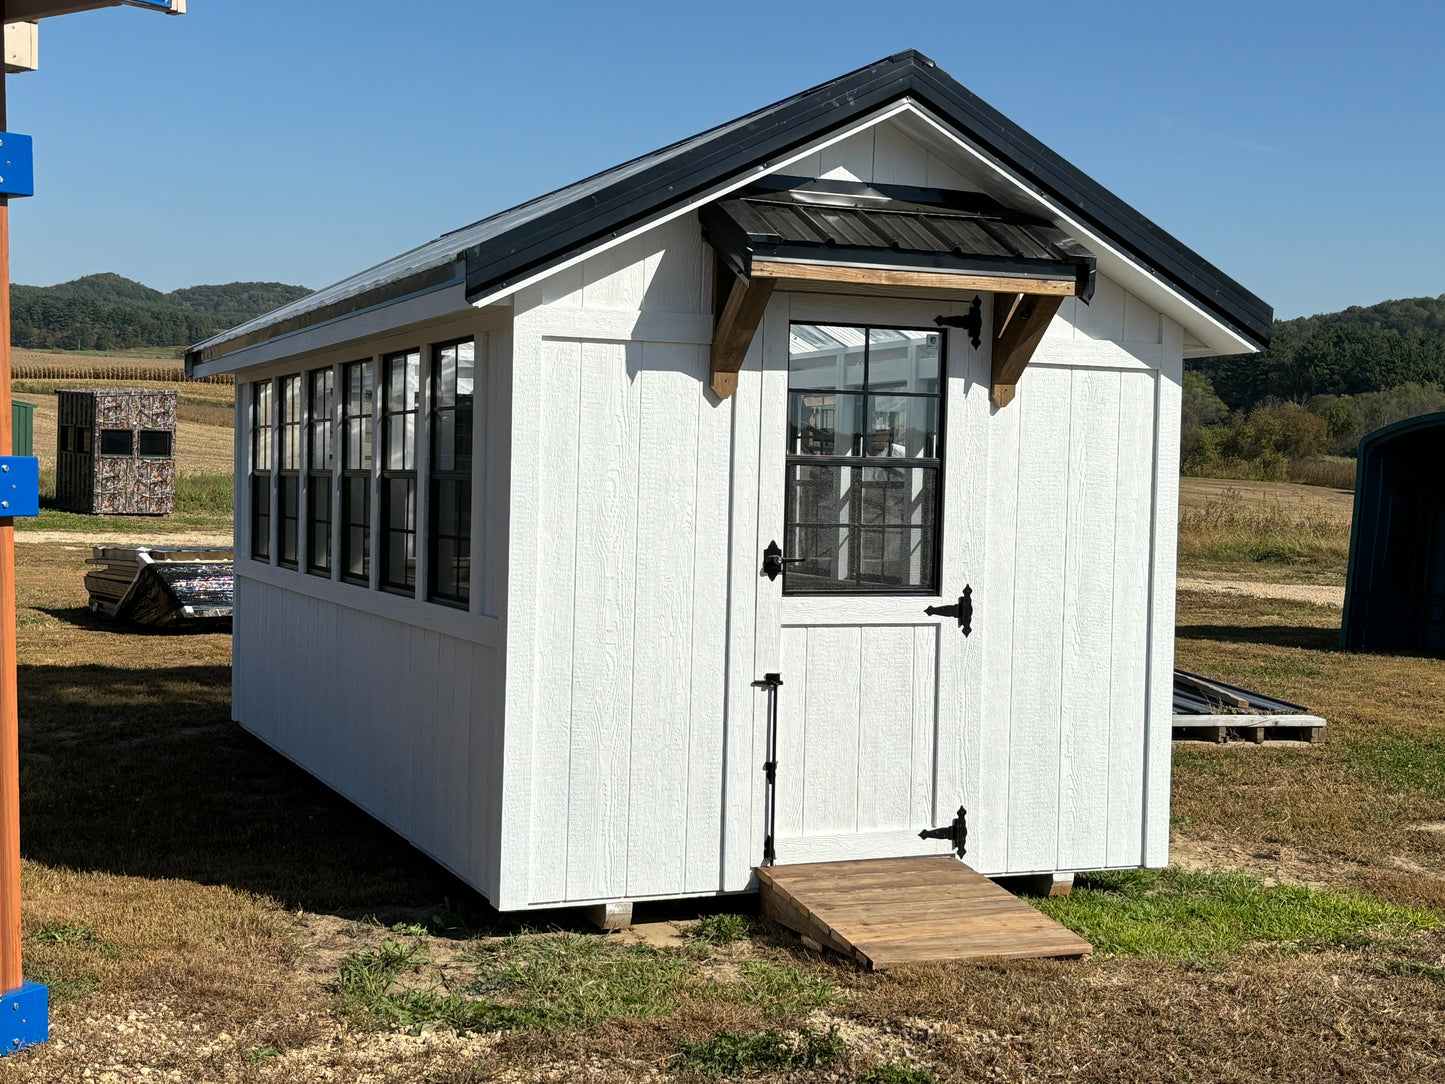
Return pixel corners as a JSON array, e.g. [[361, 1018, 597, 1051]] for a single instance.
[[499, 216, 736, 911], [496, 133, 1187, 907], [968, 279, 1182, 877], [232, 308, 513, 903]]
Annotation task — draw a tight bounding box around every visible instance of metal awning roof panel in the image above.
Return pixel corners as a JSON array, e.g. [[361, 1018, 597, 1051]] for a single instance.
[[700, 180, 1096, 298]]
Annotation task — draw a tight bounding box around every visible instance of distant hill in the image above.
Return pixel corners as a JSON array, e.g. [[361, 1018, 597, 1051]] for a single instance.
[[1191, 294, 1445, 410], [10, 273, 312, 352]]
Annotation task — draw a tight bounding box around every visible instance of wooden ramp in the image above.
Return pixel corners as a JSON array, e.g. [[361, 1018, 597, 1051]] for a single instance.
[[757, 857, 1091, 970]]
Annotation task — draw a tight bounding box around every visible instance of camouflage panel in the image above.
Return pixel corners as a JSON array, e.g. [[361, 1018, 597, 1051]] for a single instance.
[[94, 389, 177, 431], [93, 457, 176, 515]]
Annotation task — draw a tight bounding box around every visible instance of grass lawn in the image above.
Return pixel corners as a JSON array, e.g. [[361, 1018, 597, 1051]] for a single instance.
[[1, 479, 1444, 1080]]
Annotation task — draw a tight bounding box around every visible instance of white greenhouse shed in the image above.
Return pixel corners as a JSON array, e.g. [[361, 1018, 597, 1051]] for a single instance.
[[188, 52, 1271, 920]]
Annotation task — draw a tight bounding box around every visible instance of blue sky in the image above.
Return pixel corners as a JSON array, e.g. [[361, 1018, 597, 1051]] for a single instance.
[[7, 0, 1443, 320]]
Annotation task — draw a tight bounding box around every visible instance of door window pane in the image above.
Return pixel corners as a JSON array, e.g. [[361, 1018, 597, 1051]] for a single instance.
[[789, 392, 862, 456], [784, 324, 944, 594], [788, 324, 867, 390], [866, 328, 941, 394]]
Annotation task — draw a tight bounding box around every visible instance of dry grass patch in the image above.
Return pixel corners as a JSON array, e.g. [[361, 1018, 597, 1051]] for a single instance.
[[1174, 589, 1445, 904]]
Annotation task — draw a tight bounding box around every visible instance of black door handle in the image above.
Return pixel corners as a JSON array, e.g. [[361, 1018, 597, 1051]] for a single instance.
[[925, 585, 973, 636], [761, 540, 805, 581]]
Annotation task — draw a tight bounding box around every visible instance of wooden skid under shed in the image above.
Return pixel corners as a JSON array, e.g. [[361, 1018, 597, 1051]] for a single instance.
[[756, 857, 1091, 970]]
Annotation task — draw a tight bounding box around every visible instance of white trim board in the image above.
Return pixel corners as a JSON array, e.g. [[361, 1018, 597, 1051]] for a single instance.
[[236, 560, 502, 647]]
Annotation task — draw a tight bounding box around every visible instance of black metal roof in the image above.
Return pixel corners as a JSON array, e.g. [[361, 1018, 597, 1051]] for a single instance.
[[700, 179, 1096, 299], [460, 51, 1270, 348], [1171, 669, 1311, 717], [188, 50, 1271, 369]]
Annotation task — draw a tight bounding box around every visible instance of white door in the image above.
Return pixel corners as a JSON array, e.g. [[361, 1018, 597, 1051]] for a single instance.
[[746, 293, 981, 867]]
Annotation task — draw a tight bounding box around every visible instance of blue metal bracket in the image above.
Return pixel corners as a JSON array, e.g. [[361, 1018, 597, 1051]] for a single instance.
[[0, 458, 39, 518], [0, 136, 33, 200], [0, 982, 47, 1055]]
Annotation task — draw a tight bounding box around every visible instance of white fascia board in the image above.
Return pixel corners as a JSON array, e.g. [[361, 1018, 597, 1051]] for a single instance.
[[468, 101, 918, 311], [898, 104, 1260, 357], [189, 277, 477, 378]]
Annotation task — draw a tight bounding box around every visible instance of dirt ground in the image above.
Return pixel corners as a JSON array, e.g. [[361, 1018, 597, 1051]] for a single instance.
[[1177, 575, 1346, 608]]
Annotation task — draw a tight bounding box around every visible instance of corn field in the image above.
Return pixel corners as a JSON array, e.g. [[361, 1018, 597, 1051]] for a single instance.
[[9, 361, 232, 385]]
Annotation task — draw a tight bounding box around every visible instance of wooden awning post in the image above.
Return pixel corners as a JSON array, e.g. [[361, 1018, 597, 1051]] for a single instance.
[[990, 292, 1063, 408], [709, 264, 774, 400]]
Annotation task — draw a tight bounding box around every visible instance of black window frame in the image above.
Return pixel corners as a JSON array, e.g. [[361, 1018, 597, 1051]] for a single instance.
[[137, 429, 173, 458], [250, 379, 274, 562], [98, 429, 134, 456], [427, 338, 474, 608], [380, 349, 420, 595], [340, 359, 374, 586], [783, 322, 946, 596], [276, 374, 303, 570], [306, 366, 336, 577]]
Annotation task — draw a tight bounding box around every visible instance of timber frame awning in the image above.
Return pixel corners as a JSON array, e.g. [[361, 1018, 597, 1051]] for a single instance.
[[699, 178, 1097, 404]]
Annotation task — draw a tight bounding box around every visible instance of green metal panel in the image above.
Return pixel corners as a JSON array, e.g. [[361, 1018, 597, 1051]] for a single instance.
[[10, 401, 34, 457]]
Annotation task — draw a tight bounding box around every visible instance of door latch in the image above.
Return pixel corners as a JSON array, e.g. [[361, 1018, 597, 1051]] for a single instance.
[[919, 806, 968, 859], [761, 540, 805, 582], [924, 585, 973, 635]]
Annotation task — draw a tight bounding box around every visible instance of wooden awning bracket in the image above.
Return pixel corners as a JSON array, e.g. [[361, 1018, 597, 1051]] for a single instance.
[[709, 260, 774, 400], [705, 252, 1069, 403], [990, 292, 1063, 408]]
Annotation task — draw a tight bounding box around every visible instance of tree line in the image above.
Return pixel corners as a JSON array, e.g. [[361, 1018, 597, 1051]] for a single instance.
[[10, 273, 311, 352], [1184, 293, 1445, 484]]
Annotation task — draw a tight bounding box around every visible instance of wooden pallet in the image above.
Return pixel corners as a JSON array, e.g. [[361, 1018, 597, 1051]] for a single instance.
[[756, 857, 1091, 970], [1173, 714, 1326, 744]]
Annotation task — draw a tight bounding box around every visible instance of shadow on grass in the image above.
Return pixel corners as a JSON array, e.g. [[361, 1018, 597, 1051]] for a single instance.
[[37, 604, 232, 635], [1176, 624, 1343, 651], [16, 661, 485, 921]]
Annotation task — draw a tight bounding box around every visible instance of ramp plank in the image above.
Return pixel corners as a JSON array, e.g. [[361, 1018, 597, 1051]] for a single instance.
[[756, 856, 1091, 970]]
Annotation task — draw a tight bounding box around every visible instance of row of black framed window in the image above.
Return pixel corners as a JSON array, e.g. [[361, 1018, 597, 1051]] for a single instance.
[[249, 338, 475, 608]]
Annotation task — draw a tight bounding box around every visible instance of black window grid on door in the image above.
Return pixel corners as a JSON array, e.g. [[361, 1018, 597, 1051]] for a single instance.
[[783, 323, 946, 595]]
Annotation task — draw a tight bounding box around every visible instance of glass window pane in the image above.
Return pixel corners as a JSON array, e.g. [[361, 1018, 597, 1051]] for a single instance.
[[138, 430, 171, 457], [437, 344, 457, 406], [787, 462, 852, 531], [867, 328, 941, 394], [783, 464, 937, 592], [99, 429, 133, 456], [784, 524, 850, 592], [456, 341, 475, 397], [789, 324, 866, 391], [857, 466, 937, 528], [789, 392, 862, 456], [866, 395, 939, 459], [435, 410, 456, 472]]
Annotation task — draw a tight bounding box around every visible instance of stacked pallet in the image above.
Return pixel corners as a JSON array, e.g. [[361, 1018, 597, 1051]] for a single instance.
[[85, 545, 234, 624]]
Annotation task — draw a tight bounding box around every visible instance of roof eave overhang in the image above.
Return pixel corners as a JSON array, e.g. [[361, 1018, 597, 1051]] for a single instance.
[[462, 52, 1271, 353]]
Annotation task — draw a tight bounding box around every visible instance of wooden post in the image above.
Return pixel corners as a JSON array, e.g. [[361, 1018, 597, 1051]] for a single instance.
[[0, 56, 20, 998]]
